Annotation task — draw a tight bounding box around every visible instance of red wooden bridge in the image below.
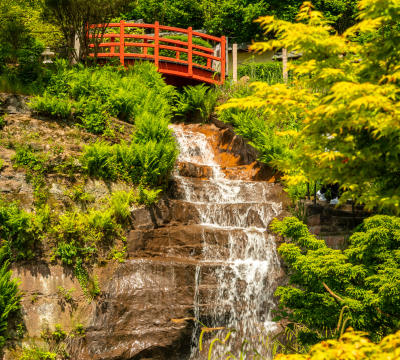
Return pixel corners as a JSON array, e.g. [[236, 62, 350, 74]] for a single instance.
[[88, 21, 226, 86]]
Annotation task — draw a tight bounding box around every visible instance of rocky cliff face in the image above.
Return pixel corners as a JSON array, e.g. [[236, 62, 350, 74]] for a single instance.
[[1, 97, 289, 360]]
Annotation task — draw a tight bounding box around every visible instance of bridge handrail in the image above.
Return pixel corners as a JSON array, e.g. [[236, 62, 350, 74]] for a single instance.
[[88, 20, 226, 84]]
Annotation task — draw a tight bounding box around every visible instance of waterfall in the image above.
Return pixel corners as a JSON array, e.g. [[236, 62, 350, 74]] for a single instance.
[[170, 124, 282, 359]]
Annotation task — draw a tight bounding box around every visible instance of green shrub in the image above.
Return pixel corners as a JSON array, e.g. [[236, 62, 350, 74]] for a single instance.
[[81, 111, 178, 187], [0, 199, 36, 260], [0, 247, 22, 350], [29, 94, 73, 118], [0, 116, 5, 129], [108, 190, 135, 221], [148, 35, 213, 66], [29, 61, 177, 135], [274, 329, 400, 360], [270, 215, 400, 343], [177, 84, 218, 121], [137, 186, 162, 206]]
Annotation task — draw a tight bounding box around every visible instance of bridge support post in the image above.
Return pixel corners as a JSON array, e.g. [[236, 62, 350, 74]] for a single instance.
[[221, 36, 226, 84], [120, 20, 125, 67], [188, 27, 193, 77], [154, 21, 160, 68]]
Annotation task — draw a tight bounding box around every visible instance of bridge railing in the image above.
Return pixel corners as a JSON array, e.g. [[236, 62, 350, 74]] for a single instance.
[[88, 21, 226, 84]]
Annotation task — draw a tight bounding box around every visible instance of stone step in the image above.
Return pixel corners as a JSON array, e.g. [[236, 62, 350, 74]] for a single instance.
[[165, 200, 281, 229], [169, 177, 284, 204], [174, 161, 280, 182], [305, 202, 366, 216], [126, 225, 279, 262]]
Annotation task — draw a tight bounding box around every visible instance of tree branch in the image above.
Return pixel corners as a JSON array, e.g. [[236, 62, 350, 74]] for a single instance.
[[373, 304, 400, 320], [323, 282, 344, 303]]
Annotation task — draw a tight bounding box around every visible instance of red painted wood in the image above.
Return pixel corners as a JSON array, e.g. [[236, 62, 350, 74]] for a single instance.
[[88, 21, 226, 85], [188, 27, 193, 77], [120, 20, 125, 66], [143, 39, 148, 55], [220, 36, 226, 84], [154, 21, 159, 68]]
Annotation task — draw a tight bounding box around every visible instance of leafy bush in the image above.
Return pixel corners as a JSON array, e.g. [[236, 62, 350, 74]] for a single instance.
[[274, 329, 400, 360], [81, 111, 178, 187], [218, 104, 300, 166], [108, 190, 135, 221], [0, 199, 37, 260], [29, 61, 177, 135], [148, 35, 213, 66], [177, 84, 218, 121], [270, 215, 400, 343], [29, 94, 73, 119], [0, 247, 22, 350]]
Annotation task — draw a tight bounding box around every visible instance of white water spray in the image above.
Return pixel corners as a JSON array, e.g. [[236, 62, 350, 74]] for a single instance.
[[170, 125, 281, 359]]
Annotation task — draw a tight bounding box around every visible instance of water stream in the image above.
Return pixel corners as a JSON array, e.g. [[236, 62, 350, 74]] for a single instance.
[[170, 125, 282, 358]]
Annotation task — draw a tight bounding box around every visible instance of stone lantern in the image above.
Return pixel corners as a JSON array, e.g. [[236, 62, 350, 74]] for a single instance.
[[41, 47, 55, 64]]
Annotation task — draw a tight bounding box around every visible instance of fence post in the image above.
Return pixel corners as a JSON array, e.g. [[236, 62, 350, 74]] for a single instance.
[[314, 183, 317, 205], [154, 21, 160, 68], [307, 182, 310, 200], [111, 36, 115, 57], [221, 36, 226, 84], [120, 20, 125, 66], [282, 48, 288, 84], [233, 43, 238, 82], [188, 27, 193, 77]]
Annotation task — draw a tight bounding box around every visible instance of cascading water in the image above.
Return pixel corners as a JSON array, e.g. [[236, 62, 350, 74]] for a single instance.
[[170, 124, 282, 358]]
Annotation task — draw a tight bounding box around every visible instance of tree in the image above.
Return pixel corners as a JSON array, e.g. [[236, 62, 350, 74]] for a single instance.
[[270, 215, 400, 343], [121, 0, 357, 43], [41, 0, 129, 63], [219, 0, 400, 213]]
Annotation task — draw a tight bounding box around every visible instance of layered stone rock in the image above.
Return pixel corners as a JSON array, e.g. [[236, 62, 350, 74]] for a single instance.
[[4, 121, 289, 360]]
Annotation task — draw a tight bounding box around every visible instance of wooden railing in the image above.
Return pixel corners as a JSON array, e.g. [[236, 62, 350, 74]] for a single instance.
[[88, 21, 226, 85]]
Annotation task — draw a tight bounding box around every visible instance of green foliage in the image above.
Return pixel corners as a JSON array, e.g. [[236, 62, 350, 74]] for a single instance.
[[19, 345, 57, 360], [31, 293, 39, 303], [177, 84, 218, 121], [29, 61, 177, 135], [148, 35, 212, 66], [238, 60, 300, 84], [0, 199, 37, 260], [274, 329, 400, 360], [218, 85, 302, 166], [81, 114, 178, 187], [107, 246, 126, 263], [270, 215, 400, 342], [29, 94, 73, 119], [137, 186, 162, 206], [12, 147, 50, 207], [63, 184, 95, 203], [0, 158, 3, 170], [288, 199, 308, 225], [56, 286, 76, 302], [0, 116, 5, 129], [108, 190, 135, 221], [221, 1, 400, 213], [0, 246, 21, 351]]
